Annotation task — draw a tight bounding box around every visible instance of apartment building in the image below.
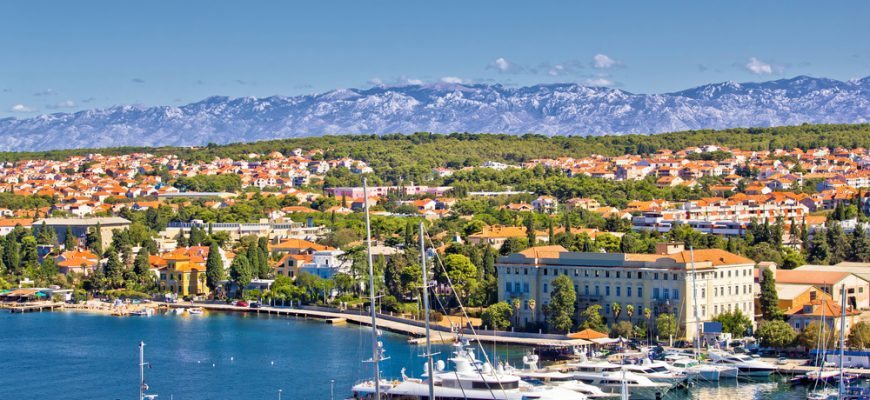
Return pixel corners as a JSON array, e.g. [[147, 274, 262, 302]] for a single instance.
[[497, 243, 756, 340]]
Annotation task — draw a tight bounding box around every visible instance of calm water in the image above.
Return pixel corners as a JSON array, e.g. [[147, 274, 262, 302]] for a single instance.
[[0, 310, 823, 399]]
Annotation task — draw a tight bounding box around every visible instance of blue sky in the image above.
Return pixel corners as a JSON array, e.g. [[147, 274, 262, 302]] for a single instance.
[[3, 1, 869, 117]]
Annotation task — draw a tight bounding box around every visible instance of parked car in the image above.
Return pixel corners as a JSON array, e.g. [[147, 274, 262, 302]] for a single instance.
[[776, 357, 789, 365], [249, 302, 261, 309], [235, 300, 249, 307]]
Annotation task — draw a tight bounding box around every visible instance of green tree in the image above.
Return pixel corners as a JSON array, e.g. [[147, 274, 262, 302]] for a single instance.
[[612, 321, 634, 338], [713, 309, 753, 336], [525, 216, 536, 245], [798, 320, 838, 350], [755, 319, 797, 348], [104, 247, 124, 288], [547, 275, 576, 333], [848, 321, 870, 349], [481, 301, 513, 330], [579, 304, 606, 332], [384, 254, 405, 297], [442, 254, 478, 303], [133, 247, 151, 282], [63, 226, 76, 249], [205, 242, 225, 292], [656, 313, 678, 341], [86, 224, 103, 255], [229, 253, 253, 295], [759, 267, 784, 320], [807, 228, 829, 264]]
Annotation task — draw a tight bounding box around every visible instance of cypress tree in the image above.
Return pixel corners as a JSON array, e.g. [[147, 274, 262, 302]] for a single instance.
[[759, 267, 783, 320], [133, 248, 151, 281], [525, 216, 536, 245], [205, 242, 225, 291], [64, 226, 76, 250]]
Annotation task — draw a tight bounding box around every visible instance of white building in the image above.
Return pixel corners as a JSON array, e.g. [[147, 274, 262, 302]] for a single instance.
[[497, 243, 757, 340]]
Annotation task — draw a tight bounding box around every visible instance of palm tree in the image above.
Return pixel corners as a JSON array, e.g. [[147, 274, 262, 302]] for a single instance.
[[528, 299, 537, 323], [512, 298, 522, 327], [611, 303, 622, 321], [625, 304, 635, 324], [643, 307, 652, 342]]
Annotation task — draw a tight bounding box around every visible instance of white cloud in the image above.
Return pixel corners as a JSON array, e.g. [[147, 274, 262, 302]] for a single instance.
[[403, 78, 424, 85], [547, 65, 565, 76], [487, 57, 524, 74], [368, 76, 424, 87], [592, 54, 620, 69], [10, 104, 37, 113], [440, 76, 464, 84], [745, 57, 780, 75], [33, 88, 58, 96], [46, 100, 76, 109], [584, 78, 614, 87]]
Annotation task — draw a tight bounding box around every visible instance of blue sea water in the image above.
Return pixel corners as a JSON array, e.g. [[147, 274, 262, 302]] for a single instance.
[[0, 310, 822, 399]]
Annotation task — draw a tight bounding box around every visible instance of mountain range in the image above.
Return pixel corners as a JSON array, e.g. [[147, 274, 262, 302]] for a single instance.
[[2, 75, 869, 151]]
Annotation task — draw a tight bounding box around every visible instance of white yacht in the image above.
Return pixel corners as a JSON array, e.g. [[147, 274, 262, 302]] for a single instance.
[[669, 357, 738, 381], [621, 358, 689, 387], [351, 343, 587, 400], [708, 351, 776, 377], [507, 354, 617, 398], [565, 356, 671, 400]]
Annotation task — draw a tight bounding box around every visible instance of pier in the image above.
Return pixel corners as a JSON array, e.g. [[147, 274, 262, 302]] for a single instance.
[[165, 302, 593, 347], [1, 302, 62, 313]]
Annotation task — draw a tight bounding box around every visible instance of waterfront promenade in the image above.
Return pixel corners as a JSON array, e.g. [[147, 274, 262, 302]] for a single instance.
[[168, 302, 594, 347]]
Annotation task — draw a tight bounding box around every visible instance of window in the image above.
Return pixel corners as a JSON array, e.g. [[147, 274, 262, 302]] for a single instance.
[[701, 305, 706, 317], [664, 273, 668, 281], [810, 291, 817, 301], [514, 282, 521, 293], [663, 288, 670, 299], [637, 272, 643, 279], [638, 287, 643, 298], [585, 285, 589, 296], [574, 285, 579, 293], [543, 283, 548, 293], [606, 286, 611, 296], [523, 283, 529, 293], [714, 305, 718, 314], [701, 288, 706, 298], [574, 270, 579, 277], [672, 273, 677, 280], [544, 268, 548, 276], [654, 273, 659, 279], [524, 269, 528, 275], [584, 270, 589, 277], [627, 287, 632, 297], [605, 271, 610, 278], [673, 289, 679, 300], [653, 288, 660, 299], [616, 271, 621, 278], [616, 286, 621, 297], [595, 270, 600, 277], [595, 286, 600, 296], [505, 282, 512, 292], [627, 271, 632, 279]]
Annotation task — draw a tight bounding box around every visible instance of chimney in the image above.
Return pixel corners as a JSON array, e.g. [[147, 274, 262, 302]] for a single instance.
[[655, 242, 685, 255]]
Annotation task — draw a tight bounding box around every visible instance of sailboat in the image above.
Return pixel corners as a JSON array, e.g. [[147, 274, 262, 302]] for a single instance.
[[138, 341, 158, 400], [350, 178, 398, 399], [806, 286, 870, 400], [351, 221, 585, 400]]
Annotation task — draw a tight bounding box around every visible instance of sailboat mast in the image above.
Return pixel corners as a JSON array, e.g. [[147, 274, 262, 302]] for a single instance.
[[689, 245, 701, 357], [139, 341, 145, 400], [363, 178, 381, 400], [839, 285, 846, 397], [419, 221, 435, 400]]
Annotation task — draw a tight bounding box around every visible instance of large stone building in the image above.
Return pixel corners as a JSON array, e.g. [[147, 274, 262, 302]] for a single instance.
[[497, 243, 757, 340]]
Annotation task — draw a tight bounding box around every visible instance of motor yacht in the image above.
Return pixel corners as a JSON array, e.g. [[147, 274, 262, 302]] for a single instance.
[[506, 354, 617, 398], [565, 356, 671, 400], [621, 358, 690, 387], [669, 357, 738, 381], [351, 342, 587, 400], [707, 351, 776, 378]]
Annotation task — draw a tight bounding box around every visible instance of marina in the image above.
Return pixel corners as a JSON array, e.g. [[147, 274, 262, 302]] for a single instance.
[[1, 310, 866, 399]]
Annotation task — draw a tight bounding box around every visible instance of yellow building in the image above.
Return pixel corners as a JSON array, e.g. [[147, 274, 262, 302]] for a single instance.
[[159, 252, 210, 298]]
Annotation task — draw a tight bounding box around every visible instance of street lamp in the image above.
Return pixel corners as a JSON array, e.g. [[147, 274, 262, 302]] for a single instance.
[[278, 389, 282, 400]]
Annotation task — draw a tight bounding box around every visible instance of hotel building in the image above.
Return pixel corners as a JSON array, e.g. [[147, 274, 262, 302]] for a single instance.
[[497, 243, 756, 340]]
